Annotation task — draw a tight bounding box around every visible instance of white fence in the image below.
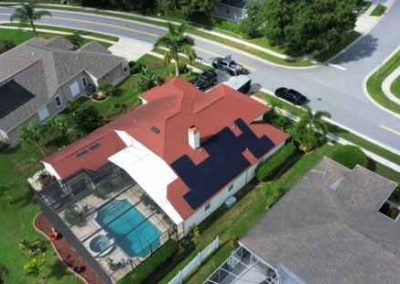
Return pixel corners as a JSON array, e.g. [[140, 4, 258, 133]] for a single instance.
[[169, 236, 220, 284]]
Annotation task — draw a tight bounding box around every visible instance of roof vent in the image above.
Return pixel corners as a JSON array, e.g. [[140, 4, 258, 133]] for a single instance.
[[76, 150, 89, 157], [151, 126, 160, 134], [89, 143, 101, 150]]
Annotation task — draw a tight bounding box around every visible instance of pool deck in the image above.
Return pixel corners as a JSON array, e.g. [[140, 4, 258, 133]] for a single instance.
[[55, 183, 174, 282]]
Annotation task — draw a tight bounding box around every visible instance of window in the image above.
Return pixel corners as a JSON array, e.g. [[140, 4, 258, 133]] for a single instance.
[[38, 105, 49, 121], [54, 96, 62, 108], [205, 203, 211, 211], [70, 81, 80, 97], [228, 184, 234, 192], [82, 77, 88, 87]]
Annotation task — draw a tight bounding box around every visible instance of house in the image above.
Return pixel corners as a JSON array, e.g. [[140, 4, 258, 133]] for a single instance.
[[35, 78, 288, 281], [214, 0, 249, 22], [0, 36, 129, 146], [206, 157, 400, 284]]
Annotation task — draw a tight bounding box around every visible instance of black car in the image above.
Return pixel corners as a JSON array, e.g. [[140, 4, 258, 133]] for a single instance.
[[275, 87, 307, 105], [194, 70, 218, 90], [212, 56, 248, 76]]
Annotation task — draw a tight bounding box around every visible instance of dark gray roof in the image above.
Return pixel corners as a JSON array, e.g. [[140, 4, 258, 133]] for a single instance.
[[0, 36, 125, 132], [0, 80, 35, 119], [241, 157, 400, 284]]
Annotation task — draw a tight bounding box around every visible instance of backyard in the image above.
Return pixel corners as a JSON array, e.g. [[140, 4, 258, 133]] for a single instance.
[[0, 28, 204, 282]]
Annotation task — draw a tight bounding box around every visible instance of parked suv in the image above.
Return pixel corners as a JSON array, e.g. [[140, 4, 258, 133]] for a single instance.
[[194, 70, 218, 90], [275, 87, 307, 105], [212, 56, 248, 76]]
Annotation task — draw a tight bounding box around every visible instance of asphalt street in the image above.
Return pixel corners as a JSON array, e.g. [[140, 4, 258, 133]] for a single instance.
[[0, 3, 399, 151]]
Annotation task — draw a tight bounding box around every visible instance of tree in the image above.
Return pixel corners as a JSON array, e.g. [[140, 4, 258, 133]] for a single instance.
[[48, 116, 70, 145], [138, 66, 164, 91], [73, 105, 104, 134], [263, 0, 361, 57], [291, 106, 331, 152], [155, 23, 196, 76], [24, 254, 46, 282], [157, 0, 220, 22], [20, 122, 46, 156], [240, 1, 264, 39], [10, 1, 52, 36]]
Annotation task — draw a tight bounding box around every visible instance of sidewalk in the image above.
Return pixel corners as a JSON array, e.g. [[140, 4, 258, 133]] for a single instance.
[[382, 66, 400, 105]]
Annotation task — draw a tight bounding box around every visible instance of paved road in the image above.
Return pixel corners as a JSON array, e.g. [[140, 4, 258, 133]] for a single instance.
[[1, 4, 400, 151]]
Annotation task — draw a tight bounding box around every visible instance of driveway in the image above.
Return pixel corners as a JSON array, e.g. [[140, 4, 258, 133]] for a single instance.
[[0, 3, 399, 151]]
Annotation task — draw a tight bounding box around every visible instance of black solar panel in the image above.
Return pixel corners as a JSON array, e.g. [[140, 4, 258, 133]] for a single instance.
[[0, 80, 35, 119], [171, 119, 275, 209]]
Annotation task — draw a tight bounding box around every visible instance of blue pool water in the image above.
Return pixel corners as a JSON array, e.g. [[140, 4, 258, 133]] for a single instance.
[[96, 199, 161, 258]]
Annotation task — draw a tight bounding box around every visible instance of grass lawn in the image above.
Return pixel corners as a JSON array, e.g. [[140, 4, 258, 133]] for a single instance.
[[390, 75, 400, 99], [0, 146, 81, 284], [160, 144, 334, 283], [75, 54, 197, 120], [257, 92, 400, 166], [370, 4, 387, 16], [366, 50, 400, 114], [1, 23, 119, 42]]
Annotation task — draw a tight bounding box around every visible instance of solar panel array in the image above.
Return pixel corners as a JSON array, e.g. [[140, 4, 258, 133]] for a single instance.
[[0, 80, 35, 119], [171, 119, 275, 209]]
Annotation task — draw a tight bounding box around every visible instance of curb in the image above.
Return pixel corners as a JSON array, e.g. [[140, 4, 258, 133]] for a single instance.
[[363, 46, 400, 120]]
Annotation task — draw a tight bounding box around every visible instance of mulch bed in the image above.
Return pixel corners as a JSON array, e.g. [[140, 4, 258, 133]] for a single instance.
[[35, 213, 104, 284]]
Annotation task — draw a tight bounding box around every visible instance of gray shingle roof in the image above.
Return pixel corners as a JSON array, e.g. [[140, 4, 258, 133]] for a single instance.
[[241, 157, 400, 284], [0, 36, 125, 132]]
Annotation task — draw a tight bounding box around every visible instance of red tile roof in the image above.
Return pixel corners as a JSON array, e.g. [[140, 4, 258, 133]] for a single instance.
[[44, 78, 289, 220], [44, 130, 126, 180]]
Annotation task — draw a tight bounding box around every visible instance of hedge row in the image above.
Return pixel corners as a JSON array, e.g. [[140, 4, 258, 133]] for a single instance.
[[120, 240, 178, 284], [327, 145, 368, 169], [256, 142, 298, 182]]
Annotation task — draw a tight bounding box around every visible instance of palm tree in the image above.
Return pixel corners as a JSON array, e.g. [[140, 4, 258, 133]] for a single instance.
[[292, 106, 331, 152], [138, 66, 164, 91], [20, 122, 46, 156], [24, 254, 46, 283], [155, 23, 196, 76], [10, 1, 52, 36], [298, 106, 331, 136]]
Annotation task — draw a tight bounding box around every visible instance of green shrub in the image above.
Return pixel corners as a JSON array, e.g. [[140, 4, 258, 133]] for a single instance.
[[120, 240, 178, 284], [328, 145, 368, 169], [129, 61, 143, 74], [256, 142, 298, 182]]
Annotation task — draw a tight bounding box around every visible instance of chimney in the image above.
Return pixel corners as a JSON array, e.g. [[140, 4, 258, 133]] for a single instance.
[[188, 125, 200, 149]]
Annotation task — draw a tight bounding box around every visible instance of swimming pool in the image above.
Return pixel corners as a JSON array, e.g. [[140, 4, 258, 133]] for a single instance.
[[96, 199, 161, 258]]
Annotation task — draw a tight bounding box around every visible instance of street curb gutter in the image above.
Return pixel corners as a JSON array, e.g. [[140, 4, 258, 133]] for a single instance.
[[252, 92, 400, 172]]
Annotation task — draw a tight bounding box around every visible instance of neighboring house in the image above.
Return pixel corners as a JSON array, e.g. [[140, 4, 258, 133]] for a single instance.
[[214, 0, 249, 22], [34, 78, 288, 281], [206, 157, 400, 284], [0, 36, 129, 146]]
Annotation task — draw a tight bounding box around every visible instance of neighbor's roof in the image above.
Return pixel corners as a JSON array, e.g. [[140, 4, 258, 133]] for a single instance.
[[241, 157, 400, 284], [44, 78, 289, 219], [0, 37, 125, 132]]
